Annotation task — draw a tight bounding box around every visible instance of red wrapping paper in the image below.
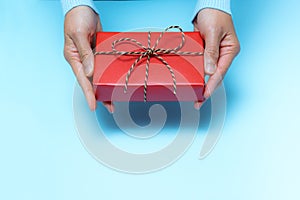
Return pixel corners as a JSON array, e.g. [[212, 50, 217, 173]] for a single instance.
[[93, 31, 205, 102]]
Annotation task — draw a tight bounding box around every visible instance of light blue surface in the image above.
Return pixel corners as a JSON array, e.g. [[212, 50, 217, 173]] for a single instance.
[[1, 0, 300, 199]]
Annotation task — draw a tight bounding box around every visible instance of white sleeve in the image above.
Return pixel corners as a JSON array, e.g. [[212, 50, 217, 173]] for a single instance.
[[192, 0, 231, 21], [61, 0, 98, 15]]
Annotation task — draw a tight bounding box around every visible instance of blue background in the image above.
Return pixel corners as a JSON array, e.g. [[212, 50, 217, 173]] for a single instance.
[[1, 0, 300, 199]]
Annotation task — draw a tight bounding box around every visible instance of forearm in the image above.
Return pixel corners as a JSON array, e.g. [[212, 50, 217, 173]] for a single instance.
[[61, 0, 98, 15]]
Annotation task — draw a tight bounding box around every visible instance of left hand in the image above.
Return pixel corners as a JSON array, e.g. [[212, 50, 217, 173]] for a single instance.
[[193, 8, 240, 109]]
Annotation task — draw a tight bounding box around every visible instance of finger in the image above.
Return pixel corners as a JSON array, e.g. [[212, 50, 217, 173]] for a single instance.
[[203, 31, 222, 75], [204, 35, 240, 99], [73, 60, 97, 111], [217, 36, 240, 76], [203, 52, 238, 99], [64, 36, 97, 111], [204, 68, 223, 99], [72, 33, 94, 77], [194, 101, 203, 110], [103, 101, 115, 114], [194, 73, 222, 109]]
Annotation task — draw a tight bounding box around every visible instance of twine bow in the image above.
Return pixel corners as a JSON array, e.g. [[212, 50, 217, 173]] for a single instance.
[[94, 25, 203, 102]]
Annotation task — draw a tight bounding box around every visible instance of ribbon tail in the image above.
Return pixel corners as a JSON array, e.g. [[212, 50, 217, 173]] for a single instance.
[[155, 55, 177, 95], [143, 55, 151, 102], [124, 53, 147, 93]]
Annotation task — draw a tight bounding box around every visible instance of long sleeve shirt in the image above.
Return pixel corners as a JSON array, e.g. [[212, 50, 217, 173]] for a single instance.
[[61, 0, 231, 18]]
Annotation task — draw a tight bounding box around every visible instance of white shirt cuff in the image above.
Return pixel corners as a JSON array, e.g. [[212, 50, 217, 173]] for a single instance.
[[61, 0, 98, 15], [192, 0, 231, 21]]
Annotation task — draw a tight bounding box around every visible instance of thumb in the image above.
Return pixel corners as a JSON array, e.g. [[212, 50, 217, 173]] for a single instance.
[[203, 33, 221, 75], [73, 34, 94, 77]]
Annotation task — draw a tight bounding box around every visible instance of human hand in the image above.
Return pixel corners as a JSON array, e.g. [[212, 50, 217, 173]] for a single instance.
[[193, 8, 240, 109], [63, 6, 114, 112]]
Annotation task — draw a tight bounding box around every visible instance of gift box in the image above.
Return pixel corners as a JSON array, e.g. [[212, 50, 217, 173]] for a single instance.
[[93, 26, 205, 102]]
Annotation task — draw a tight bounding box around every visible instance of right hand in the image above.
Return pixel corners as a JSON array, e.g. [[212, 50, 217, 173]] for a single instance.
[[63, 6, 114, 113]]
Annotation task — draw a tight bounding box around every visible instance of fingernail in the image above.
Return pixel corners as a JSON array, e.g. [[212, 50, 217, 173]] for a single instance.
[[89, 100, 96, 111], [194, 103, 201, 110], [110, 105, 115, 114], [205, 63, 216, 75], [85, 65, 93, 76]]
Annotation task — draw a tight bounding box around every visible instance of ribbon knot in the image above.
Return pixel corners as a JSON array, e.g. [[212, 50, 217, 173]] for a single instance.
[[94, 25, 203, 102], [146, 48, 155, 56]]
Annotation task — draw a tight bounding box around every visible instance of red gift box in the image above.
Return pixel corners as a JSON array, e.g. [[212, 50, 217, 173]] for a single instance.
[[93, 27, 205, 102]]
